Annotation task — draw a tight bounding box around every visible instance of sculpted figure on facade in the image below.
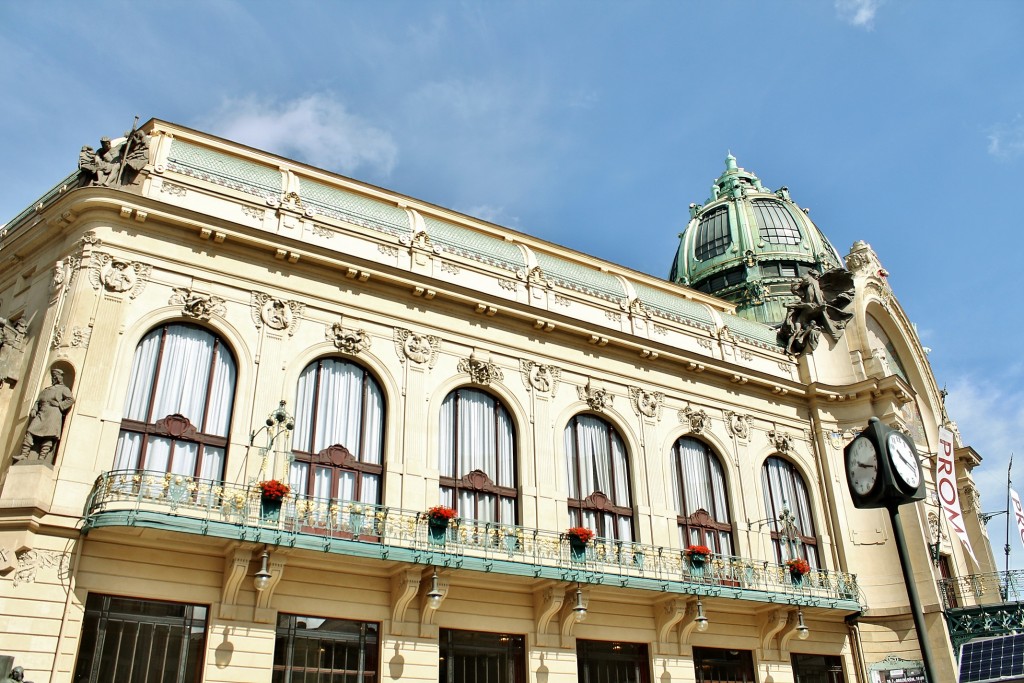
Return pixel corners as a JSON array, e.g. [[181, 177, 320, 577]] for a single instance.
[[170, 288, 226, 321], [251, 292, 303, 336], [629, 386, 663, 420], [327, 323, 371, 355], [578, 380, 612, 412], [777, 268, 855, 355], [458, 355, 503, 386], [678, 406, 710, 435], [89, 253, 150, 299], [0, 316, 29, 382], [18, 368, 75, 465], [394, 328, 440, 367], [519, 360, 560, 395], [78, 125, 151, 188]]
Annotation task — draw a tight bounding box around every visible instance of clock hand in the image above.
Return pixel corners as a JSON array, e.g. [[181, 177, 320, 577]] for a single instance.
[[857, 463, 875, 468]]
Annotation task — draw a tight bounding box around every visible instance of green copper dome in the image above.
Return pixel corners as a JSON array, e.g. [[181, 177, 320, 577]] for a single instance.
[[668, 155, 844, 326]]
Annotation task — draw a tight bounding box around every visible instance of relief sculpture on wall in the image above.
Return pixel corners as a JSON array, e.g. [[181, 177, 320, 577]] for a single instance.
[[777, 268, 855, 355], [17, 368, 74, 465]]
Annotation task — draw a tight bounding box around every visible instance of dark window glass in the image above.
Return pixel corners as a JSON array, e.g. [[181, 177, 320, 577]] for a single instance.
[[73, 593, 208, 683], [439, 629, 525, 683], [439, 388, 518, 524], [577, 640, 650, 683], [694, 647, 755, 682], [761, 456, 820, 567], [695, 206, 731, 261], [672, 437, 733, 555], [290, 358, 385, 506], [791, 653, 846, 683], [273, 614, 379, 683], [115, 324, 236, 480], [564, 414, 634, 541], [938, 554, 959, 608], [753, 199, 802, 245]]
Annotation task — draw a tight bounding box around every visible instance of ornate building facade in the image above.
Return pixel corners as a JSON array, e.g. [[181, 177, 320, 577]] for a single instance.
[[0, 121, 995, 682]]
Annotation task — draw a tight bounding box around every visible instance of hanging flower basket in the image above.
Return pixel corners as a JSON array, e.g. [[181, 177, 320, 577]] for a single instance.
[[566, 527, 593, 562], [425, 506, 457, 544], [685, 544, 711, 568], [258, 480, 290, 501], [786, 558, 810, 584]]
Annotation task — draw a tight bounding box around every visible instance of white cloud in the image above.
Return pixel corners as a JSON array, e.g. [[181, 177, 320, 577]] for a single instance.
[[988, 115, 1024, 160], [460, 204, 519, 227], [202, 94, 398, 177], [835, 0, 883, 29]]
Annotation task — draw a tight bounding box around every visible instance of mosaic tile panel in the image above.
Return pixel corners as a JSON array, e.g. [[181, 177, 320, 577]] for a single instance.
[[534, 252, 626, 302], [302, 179, 411, 238], [631, 281, 716, 331], [724, 313, 782, 349], [423, 217, 524, 272], [167, 140, 282, 197]]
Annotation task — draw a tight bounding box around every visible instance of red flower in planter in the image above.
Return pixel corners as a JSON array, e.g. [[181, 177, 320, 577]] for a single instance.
[[685, 544, 711, 557], [566, 527, 595, 543], [427, 505, 458, 524], [785, 558, 811, 576], [258, 480, 290, 501]]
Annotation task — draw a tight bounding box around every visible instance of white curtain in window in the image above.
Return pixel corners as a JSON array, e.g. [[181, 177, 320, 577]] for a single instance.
[[566, 415, 629, 506], [149, 326, 214, 427], [294, 360, 384, 462], [674, 438, 729, 523], [439, 389, 514, 486], [114, 431, 143, 470], [123, 330, 162, 421], [762, 457, 817, 564], [289, 461, 309, 497], [293, 365, 318, 453], [206, 349, 236, 438]]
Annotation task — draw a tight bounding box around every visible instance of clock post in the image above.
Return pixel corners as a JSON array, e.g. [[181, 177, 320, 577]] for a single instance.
[[844, 417, 933, 681]]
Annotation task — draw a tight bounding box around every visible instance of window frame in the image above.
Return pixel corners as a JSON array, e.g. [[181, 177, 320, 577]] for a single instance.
[[116, 323, 236, 480], [273, 613, 379, 683], [565, 414, 634, 541], [761, 455, 820, 566], [439, 387, 519, 524], [671, 436, 733, 555]]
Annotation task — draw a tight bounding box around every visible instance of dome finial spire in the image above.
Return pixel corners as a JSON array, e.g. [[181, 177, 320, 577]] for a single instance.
[[725, 152, 737, 171]]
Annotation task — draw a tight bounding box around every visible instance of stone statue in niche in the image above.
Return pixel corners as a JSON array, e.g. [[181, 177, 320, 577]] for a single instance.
[[18, 368, 75, 465], [777, 268, 855, 355], [5, 665, 32, 683], [78, 122, 151, 188]]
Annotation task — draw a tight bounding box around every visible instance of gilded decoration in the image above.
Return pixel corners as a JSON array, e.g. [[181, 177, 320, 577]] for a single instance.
[[88, 253, 151, 299], [519, 360, 560, 395], [678, 406, 710, 434], [250, 292, 303, 336], [725, 411, 751, 440], [578, 380, 612, 412], [458, 355, 503, 386], [629, 386, 663, 420], [394, 328, 440, 367], [327, 322, 371, 355], [170, 287, 226, 321]]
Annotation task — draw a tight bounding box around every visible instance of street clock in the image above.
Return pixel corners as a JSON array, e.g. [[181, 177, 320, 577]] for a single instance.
[[844, 417, 925, 509]]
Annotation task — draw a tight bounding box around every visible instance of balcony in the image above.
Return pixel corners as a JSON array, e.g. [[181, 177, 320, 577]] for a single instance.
[[83, 470, 861, 611], [938, 570, 1024, 649]]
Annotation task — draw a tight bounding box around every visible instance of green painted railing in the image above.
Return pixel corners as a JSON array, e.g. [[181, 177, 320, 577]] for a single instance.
[[938, 570, 1024, 611], [83, 470, 860, 608]]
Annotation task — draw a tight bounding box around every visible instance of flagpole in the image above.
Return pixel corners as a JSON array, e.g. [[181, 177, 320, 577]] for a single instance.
[[1005, 454, 1013, 599]]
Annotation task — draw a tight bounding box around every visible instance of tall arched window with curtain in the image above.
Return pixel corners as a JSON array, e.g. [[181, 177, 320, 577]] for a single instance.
[[114, 323, 237, 480], [290, 358, 385, 505], [564, 414, 633, 541], [438, 388, 517, 524], [760, 456, 819, 567], [671, 436, 733, 555]]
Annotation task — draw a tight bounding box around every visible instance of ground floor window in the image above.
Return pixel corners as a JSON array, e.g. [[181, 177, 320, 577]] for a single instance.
[[791, 653, 846, 683], [577, 639, 651, 683], [73, 593, 208, 683], [693, 646, 755, 682], [439, 629, 525, 683], [274, 614, 379, 683]]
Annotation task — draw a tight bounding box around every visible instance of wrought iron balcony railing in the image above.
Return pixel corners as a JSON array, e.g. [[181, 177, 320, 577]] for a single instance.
[[937, 570, 1024, 611], [83, 470, 861, 608]]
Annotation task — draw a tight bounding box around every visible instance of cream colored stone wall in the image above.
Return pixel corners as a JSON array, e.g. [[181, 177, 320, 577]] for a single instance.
[[0, 120, 990, 682]]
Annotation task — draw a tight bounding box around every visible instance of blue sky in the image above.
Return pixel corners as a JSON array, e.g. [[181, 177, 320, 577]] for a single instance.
[[3, 1, 1023, 568]]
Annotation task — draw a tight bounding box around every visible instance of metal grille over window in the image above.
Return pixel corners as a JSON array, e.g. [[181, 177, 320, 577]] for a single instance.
[[73, 594, 208, 683], [273, 614, 379, 683], [439, 629, 525, 683], [694, 206, 731, 261], [753, 199, 802, 245]]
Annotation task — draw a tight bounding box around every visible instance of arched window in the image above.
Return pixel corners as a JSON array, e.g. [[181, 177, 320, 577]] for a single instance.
[[760, 456, 819, 567], [290, 358, 385, 505], [564, 414, 633, 541], [114, 323, 236, 480], [439, 388, 517, 524], [671, 437, 733, 555]]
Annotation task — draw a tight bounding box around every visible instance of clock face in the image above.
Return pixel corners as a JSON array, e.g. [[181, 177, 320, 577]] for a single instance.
[[847, 437, 879, 496], [887, 432, 920, 489]]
